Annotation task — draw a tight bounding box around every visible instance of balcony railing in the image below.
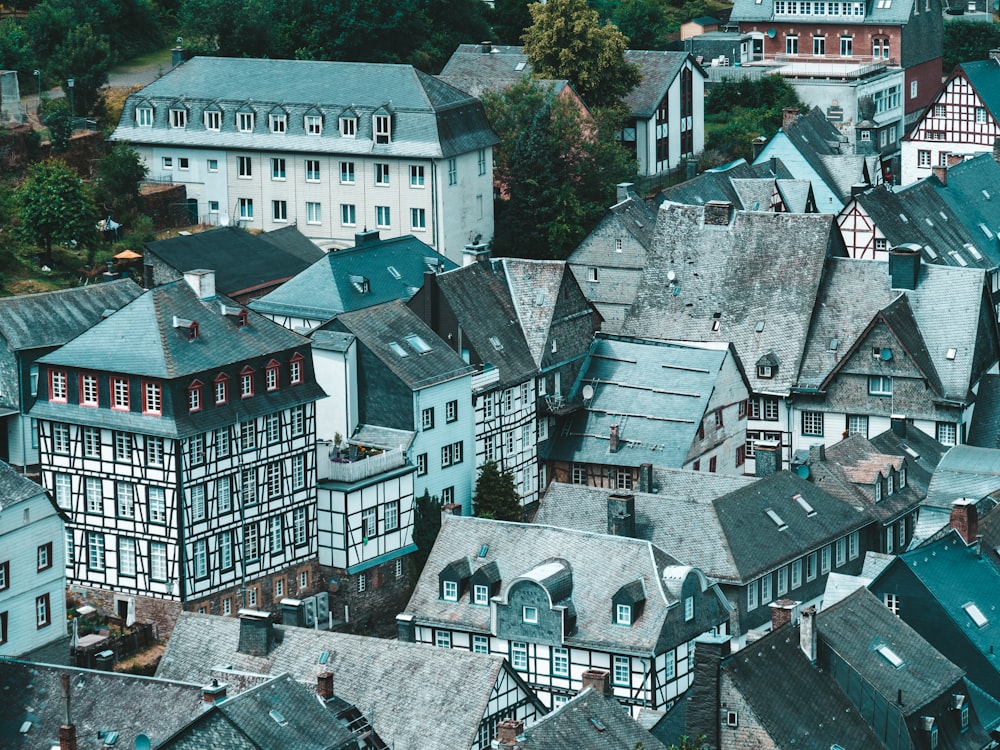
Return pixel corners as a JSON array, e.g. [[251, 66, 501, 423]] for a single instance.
[[316, 442, 407, 483]]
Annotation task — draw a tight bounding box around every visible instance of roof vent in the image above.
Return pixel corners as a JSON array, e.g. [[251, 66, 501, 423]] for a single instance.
[[588, 717, 606, 732]]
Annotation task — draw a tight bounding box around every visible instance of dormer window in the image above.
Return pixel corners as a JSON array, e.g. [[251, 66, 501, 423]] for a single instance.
[[305, 113, 323, 135], [237, 111, 255, 133], [899, 466, 906, 488], [214, 373, 229, 405], [170, 107, 188, 128], [238, 308, 249, 327], [616, 603, 632, 625], [188, 380, 203, 412], [374, 114, 391, 144], [269, 111, 287, 133], [136, 105, 153, 127], [266, 360, 279, 391], [887, 473, 894, 495], [204, 108, 222, 130], [241, 367, 254, 398], [49, 370, 68, 402], [443, 580, 458, 601], [613, 580, 645, 626], [875, 479, 882, 502], [757, 365, 772, 378], [188, 321, 199, 340], [756, 351, 779, 379], [339, 115, 357, 137], [684, 595, 695, 621], [473, 584, 489, 605], [290, 353, 304, 385]]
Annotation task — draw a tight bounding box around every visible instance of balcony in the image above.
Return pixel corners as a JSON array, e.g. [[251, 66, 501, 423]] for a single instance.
[[316, 441, 408, 483]]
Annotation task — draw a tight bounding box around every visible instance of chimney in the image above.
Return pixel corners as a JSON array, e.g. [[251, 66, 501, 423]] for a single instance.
[[440, 502, 462, 517], [183, 269, 216, 300], [462, 242, 491, 267], [800, 606, 817, 663], [354, 229, 380, 246], [769, 598, 798, 630], [949, 498, 979, 544], [888, 243, 921, 290], [638, 463, 653, 493], [396, 613, 416, 642], [59, 674, 77, 750], [481, 40, 493, 54], [580, 669, 612, 696], [850, 182, 869, 198], [686, 159, 698, 180], [171, 45, 188, 68], [994, 136, 1000, 165], [607, 493, 636, 537], [703, 200, 733, 226], [317, 671, 335, 700], [890, 414, 907, 437], [616, 182, 634, 203], [609, 423, 620, 453], [237, 609, 275, 656], [751, 136, 767, 160], [754, 439, 781, 477], [769, 155, 778, 175], [495, 719, 524, 748], [932, 165, 947, 186], [202, 678, 227, 703], [685, 635, 730, 750], [782, 107, 800, 130]]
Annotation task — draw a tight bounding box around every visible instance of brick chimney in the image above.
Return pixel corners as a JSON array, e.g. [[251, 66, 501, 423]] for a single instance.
[[685, 635, 730, 750], [800, 606, 817, 663], [183, 269, 216, 300], [396, 613, 416, 642], [888, 243, 921, 290], [609, 423, 620, 453], [202, 678, 227, 703], [704, 200, 733, 226], [580, 669, 612, 696], [890, 414, 907, 437], [317, 672, 335, 700], [59, 725, 78, 750], [932, 165, 947, 186], [495, 718, 524, 748], [755, 439, 781, 477], [607, 493, 636, 537], [237, 609, 275, 656], [638, 463, 653, 493], [769, 598, 798, 630], [782, 107, 800, 130], [441, 502, 462, 518], [949, 498, 979, 544]]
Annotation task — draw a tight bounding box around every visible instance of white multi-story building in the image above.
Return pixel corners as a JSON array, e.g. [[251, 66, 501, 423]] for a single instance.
[[111, 56, 499, 265], [29, 271, 325, 632]]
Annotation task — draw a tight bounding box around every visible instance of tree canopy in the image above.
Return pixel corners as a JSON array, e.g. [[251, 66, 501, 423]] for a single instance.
[[942, 20, 1000, 75], [410, 489, 442, 584], [522, 0, 642, 107], [95, 143, 148, 222], [16, 159, 97, 264], [473, 460, 523, 521]]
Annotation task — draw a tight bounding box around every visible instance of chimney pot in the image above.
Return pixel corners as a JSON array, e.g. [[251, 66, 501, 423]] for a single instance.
[[317, 671, 335, 700], [751, 136, 767, 160], [202, 679, 228, 703], [782, 107, 800, 130], [769, 598, 798, 630], [481, 40, 493, 54], [59, 725, 78, 750], [580, 669, 613, 696], [237, 609, 275, 656], [495, 718, 524, 747], [888, 244, 921, 290], [949, 499, 979, 545]]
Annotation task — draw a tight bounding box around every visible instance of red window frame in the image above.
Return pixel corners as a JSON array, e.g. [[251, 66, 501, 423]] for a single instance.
[[290, 353, 304, 385], [111, 377, 130, 411], [188, 379, 203, 412], [79, 373, 99, 407], [240, 366, 255, 398], [266, 360, 280, 391], [214, 373, 229, 405], [49, 369, 68, 403]]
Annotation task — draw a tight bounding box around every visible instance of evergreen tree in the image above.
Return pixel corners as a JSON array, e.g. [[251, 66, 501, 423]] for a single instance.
[[473, 460, 522, 521], [95, 143, 148, 222], [410, 489, 442, 584]]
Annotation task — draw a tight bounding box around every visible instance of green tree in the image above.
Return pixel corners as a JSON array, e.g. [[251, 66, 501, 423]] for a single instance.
[[42, 99, 72, 153], [179, 0, 276, 57], [666, 737, 710, 750], [47, 24, 114, 116], [0, 19, 37, 91], [942, 20, 1000, 75], [492, 0, 535, 44], [523, 0, 641, 107], [473, 460, 523, 521], [410, 489, 442, 585], [16, 159, 97, 265], [608, 0, 673, 50], [95, 143, 148, 222]]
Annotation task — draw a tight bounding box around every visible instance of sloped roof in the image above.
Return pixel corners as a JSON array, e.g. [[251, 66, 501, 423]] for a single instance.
[[776, 178, 815, 213], [158, 673, 360, 750], [925, 444, 1000, 509], [722, 625, 888, 749], [732, 0, 916, 26], [156, 613, 540, 750], [622, 51, 699, 119], [817, 588, 966, 713], [146, 227, 324, 298], [518, 687, 669, 749], [0, 660, 204, 750], [433, 263, 538, 388], [332, 300, 473, 390], [967, 374, 1000, 449], [869, 424, 948, 489], [501, 258, 571, 369], [960, 59, 1000, 119], [928, 153, 1000, 253], [0, 459, 46, 509], [405, 515, 730, 653], [546, 335, 732, 468], [622, 202, 840, 395], [0, 279, 142, 352], [250, 236, 456, 322]]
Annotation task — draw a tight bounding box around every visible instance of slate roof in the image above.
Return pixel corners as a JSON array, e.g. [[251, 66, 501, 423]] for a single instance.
[[502, 258, 576, 370], [159, 674, 359, 750], [0, 279, 142, 352], [112, 57, 498, 159], [817, 588, 966, 713], [622, 202, 841, 395], [156, 612, 544, 750], [146, 227, 324, 298], [251, 235, 456, 322], [732, 0, 917, 26], [924, 445, 1000, 509], [405, 515, 730, 654], [0, 459, 46, 509], [928, 153, 1000, 247], [0, 660, 205, 750], [516, 687, 669, 749], [870, 424, 948, 489], [432, 263, 538, 388], [546, 335, 733, 468], [721, 624, 888, 749], [258, 225, 331, 263], [621, 51, 698, 119], [332, 300, 473, 390], [960, 60, 1000, 119], [968, 374, 1000, 449], [796, 258, 988, 399], [607, 193, 660, 252], [659, 157, 802, 211]]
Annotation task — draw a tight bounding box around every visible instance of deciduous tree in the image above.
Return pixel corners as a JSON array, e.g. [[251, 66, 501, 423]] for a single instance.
[[47, 24, 113, 117], [95, 143, 148, 222], [704, 74, 807, 163], [942, 20, 1000, 75], [473, 460, 523, 521], [16, 159, 97, 265]]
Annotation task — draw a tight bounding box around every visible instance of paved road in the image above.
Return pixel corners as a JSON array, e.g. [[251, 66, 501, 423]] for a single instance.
[[20, 59, 166, 116]]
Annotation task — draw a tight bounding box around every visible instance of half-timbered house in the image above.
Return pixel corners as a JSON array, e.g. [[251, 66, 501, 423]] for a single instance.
[[400, 515, 731, 714], [29, 271, 324, 634], [900, 53, 1000, 185]]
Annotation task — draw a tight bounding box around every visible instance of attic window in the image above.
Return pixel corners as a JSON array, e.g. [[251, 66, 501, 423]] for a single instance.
[[902, 444, 920, 459], [389, 342, 409, 358], [979, 223, 994, 239], [794, 493, 816, 516], [899, 213, 908, 223], [374, 114, 391, 144], [963, 602, 988, 628], [829, 338, 840, 351], [755, 321, 765, 333], [965, 243, 982, 261], [950, 251, 968, 267], [727, 711, 739, 727], [589, 717, 606, 731], [406, 335, 432, 354], [765, 508, 787, 530], [946, 348, 956, 360], [514, 61, 527, 71], [318, 650, 329, 664], [238, 309, 249, 327], [350, 274, 370, 294], [489, 336, 504, 351], [188, 321, 200, 340], [616, 603, 632, 625], [876, 643, 904, 668], [757, 365, 773, 378], [478, 544, 489, 558], [269, 710, 288, 726]]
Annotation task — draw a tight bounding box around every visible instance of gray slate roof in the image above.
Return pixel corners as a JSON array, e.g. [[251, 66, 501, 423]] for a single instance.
[[112, 57, 498, 159], [869, 424, 948, 490], [156, 612, 542, 750], [0, 459, 46, 510], [928, 153, 1000, 254], [924, 444, 1000, 509], [732, 0, 917, 26], [659, 158, 800, 212], [0, 660, 204, 750], [502, 258, 577, 370], [622, 202, 841, 395], [546, 335, 732, 468], [967, 374, 1000, 449], [332, 299, 473, 390], [0, 279, 142, 352], [250, 236, 456, 322], [621, 51, 699, 119], [147, 227, 324, 298], [405, 515, 730, 654]]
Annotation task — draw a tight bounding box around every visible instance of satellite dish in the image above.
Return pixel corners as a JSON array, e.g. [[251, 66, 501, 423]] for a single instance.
[[582, 384, 595, 400], [880, 348, 893, 361], [797, 464, 811, 479], [135, 734, 151, 750], [767, 27, 776, 38]]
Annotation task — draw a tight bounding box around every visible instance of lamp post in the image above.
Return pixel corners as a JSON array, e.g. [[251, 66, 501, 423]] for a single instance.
[[67, 78, 74, 126], [33, 69, 40, 116]]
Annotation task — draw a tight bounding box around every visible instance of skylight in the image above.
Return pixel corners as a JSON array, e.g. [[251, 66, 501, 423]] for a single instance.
[[269, 710, 288, 726], [514, 61, 527, 71], [387, 265, 401, 279], [755, 321, 765, 333], [902, 444, 920, 459], [765, 508, 787, 530], [899, 213, 908, 223], [876, 643, 904, 668], [489, 335, 504, 351], [924, 244, 938, 259], [406, 334, 432, 354], [966, 243, 983, 260], [983, 190, 991, 200], [980, 223, 995, 239], [963, 602, 988, 628], [478, 544, 489, 558], [946, 348, 957, 360], [794, 493, 816, 516], [389, 341, 409, 358], [950, 251, 968, 267], [925, 217, 934, 227]]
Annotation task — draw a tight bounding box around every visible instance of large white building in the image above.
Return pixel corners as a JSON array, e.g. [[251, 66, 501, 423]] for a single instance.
[[111, 57, 499, 265]]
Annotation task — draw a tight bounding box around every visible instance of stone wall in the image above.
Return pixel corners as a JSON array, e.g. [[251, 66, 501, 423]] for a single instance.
[[139, 183, 189, 229], [324, 555, 414, 637]]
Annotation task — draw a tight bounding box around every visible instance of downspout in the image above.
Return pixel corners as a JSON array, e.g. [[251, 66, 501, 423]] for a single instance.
[[175, 436, 188, 605]]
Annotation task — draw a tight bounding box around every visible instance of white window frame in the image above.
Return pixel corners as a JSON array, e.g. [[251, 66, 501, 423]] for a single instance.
[[443, 580, 458, 601], [237, 111, 255, 133], [204, 110, 221, 130]]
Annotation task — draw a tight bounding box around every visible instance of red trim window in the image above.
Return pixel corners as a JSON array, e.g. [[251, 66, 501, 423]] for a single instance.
[[80, 373, 98, 407], [49, 369, 68, 402], [241, 366, 254, 398], [111, 377, 130, 410], [214, 373, 229, 405], [238, 309, 249, 327], [189, 321, 200, 341], [188, 379, 203, 412], [266, 359, 280, 391], [143, 381, 162, 415], [290, 353, 304, 385]]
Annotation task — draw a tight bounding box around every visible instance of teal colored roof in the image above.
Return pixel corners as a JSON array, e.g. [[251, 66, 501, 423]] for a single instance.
[[961, 60, 1000, 118]]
